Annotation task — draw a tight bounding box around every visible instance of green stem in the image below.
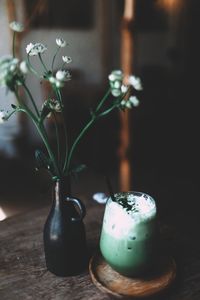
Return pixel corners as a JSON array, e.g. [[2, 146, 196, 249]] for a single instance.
[[65, 117, 95, 174], [61, 62, 66, 69], [53, 112, 60, 163], [64, 88, 116, 174], [51, 46, 60, 71], [5, 109, 17, 120], [56, 86, 63, 106], [26, 56, 41, 78], [15, 91, 61, 177], [97, 90, 129, 118], [98, 104, 117, 118], [95, 87, 111, 112], [38, 122, 61, 178], [21, 81, 40, 117], [38, 53, 48, 73], [55, 88, 69, 173]]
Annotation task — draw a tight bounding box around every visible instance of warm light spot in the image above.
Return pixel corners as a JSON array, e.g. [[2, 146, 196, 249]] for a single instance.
[[0, 207, 7, 221], [124, 0, 135, 22], [157, 0, 182, 11]]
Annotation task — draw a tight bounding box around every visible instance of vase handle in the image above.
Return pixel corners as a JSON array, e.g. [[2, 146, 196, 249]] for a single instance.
[[65, 197, 86, 221]]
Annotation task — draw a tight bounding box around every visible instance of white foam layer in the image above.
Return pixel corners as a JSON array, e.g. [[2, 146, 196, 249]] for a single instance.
[[102, 192, 156, 238], [123, 193, 156, 218]]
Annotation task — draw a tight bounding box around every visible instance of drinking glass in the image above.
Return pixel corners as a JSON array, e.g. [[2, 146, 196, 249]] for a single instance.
[[100, 191, 157, 277]]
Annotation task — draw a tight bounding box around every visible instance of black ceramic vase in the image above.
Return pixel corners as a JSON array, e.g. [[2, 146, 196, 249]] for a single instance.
[[43, 178, 87, 276]]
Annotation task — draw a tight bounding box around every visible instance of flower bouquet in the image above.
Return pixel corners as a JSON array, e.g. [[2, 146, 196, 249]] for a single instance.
[[0, 21, 142, 276]]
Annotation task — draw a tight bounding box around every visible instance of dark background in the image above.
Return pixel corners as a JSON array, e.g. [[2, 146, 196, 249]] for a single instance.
[[0, 0, 199, 219]]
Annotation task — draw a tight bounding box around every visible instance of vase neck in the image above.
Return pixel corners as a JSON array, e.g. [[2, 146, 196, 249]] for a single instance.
[[53, 177, 71, 206]]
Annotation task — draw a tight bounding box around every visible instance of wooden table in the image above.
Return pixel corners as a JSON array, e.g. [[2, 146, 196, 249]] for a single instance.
[[1, 195, 200, 300]]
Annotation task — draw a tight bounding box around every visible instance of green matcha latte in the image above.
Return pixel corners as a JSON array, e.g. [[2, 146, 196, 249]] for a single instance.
[[100, 192, 157, 277]]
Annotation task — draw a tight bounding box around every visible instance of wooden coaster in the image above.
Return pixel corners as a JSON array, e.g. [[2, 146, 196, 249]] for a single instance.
[[89, 251, 176, 298]]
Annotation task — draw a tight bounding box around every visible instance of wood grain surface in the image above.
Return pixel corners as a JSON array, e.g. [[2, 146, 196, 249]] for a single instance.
[[1, 196, 200, 300]]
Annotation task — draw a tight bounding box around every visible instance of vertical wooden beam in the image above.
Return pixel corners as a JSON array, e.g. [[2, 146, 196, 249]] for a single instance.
[[6, 0, 21, 57], [119, 0, 135, 191], [6, 0, 16, 22]]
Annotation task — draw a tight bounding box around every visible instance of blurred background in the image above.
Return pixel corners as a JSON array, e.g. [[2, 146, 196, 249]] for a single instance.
[[0, 0, 199, 221]]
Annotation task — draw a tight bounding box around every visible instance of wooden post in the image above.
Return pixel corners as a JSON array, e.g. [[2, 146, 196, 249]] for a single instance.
[[119, 0, 135, 191]]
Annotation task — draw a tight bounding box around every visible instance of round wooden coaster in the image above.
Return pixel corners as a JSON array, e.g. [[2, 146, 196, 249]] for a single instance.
[[89, 252, 176, 298]]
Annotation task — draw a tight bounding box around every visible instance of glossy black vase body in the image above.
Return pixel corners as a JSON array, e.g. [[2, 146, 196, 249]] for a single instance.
[[43, 179, 87, 276]]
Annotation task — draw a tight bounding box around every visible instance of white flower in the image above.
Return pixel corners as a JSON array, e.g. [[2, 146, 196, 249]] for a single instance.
[[49, 76, 60, 87], [55, 81, 64, 88], [49, 76, 56, 84], [0, 57, 21, 89], [9, 21, 24, 32], [43, 99, 62, 113], [19, 61, 29, 74], [121, 100, 126, 106], [26, 43, 34, 54], [48, 99, 62, 112], [56, 70, 71, 81], [49, 99, 62, 112], [0, 75, 6, 86], [120, 99, 131, 109], [121, 85, 128, 93], [54, 103, 62, 112], [113, 80, 121, 89], [109, 70, 124, 97], [108, 70, 123, 82], [5, 57, 19, 73], [26, 43, 47, 56], [35, 43, 47, 54], [129, 75, 143, 91], [125, 101, 132, 109], [56, 70, 66, 81], [62, 56, 72, 63], [9, 63, 17, 72], [14, 58, 19, 64], [47, 112, 52, 118], [0, 111, 7, 123], [49, 71, 71, 88], [129, 96, 140, 107], [111, 89, 121, 97], [56, 38, 66, 48], [120, 96, 140, 109]]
